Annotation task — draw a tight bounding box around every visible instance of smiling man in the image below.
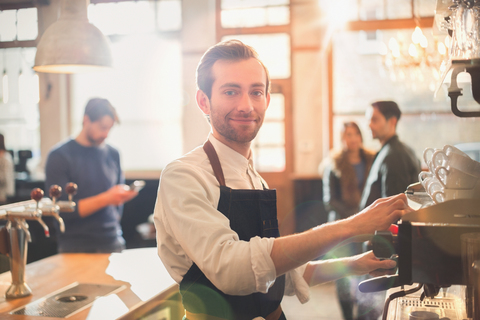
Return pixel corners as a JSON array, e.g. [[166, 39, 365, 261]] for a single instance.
[[154, 40, 412, 320]]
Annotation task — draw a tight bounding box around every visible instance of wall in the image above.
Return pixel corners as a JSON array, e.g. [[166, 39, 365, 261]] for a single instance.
[[291, 0, 328, 176]]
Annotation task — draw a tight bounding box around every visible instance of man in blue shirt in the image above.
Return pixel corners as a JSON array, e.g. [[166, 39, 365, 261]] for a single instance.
[[45, 98, 138, 253]]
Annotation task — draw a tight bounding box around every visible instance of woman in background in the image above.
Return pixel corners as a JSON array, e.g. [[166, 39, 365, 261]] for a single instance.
[[0, 134, 14, 204], [321, 121, 375, 320]]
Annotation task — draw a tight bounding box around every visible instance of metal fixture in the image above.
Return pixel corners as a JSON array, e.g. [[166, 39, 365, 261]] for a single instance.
[[33, 0, 113, 74], [0, 183, 77, 299]]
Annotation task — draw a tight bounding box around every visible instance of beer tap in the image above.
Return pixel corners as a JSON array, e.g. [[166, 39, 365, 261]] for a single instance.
[[2, 188, 49, 299], [56, 182, 77, 213], [0, 183, 78, 299], [39, 185, 65, 233]]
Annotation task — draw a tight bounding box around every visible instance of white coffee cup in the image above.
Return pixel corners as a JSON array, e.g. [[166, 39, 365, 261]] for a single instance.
[[423, 147, 440, 172], [432, 146, 480, 178], [434, 165, 478, 189], [432, 187, 479, 204]]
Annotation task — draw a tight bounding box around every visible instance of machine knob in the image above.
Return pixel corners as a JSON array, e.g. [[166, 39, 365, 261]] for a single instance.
[[49, 185, 62, 200], [65, 183, 78, 197], [30, 188, 44, 203], [372, 231, 398, 259]]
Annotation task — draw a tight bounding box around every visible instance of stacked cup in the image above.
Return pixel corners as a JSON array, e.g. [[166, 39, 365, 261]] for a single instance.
[[420, 145, 480, 204]]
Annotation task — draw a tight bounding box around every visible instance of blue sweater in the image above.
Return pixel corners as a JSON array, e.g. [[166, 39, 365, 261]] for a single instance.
[[45, 139, 125, 252]]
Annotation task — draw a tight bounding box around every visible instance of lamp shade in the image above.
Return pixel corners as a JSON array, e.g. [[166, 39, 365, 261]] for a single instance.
[[33, 0, 113, 74]]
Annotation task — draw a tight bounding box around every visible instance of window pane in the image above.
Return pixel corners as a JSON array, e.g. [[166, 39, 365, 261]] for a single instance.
[[267, 93, 285, 120], [256, 122, 284, 145], [221, 8, 268, 28], [266, 6, 289, 26], [254, 147, 285, 172], [222, 0, 289, 10], [17, 8, 37, 41], [386, 0, 412, 19], [414, 0, 436, 17], [359, 0, 384, 20], [157, 0, 182, 31], [221, 0, 289, 27], [222, 33, 291, 79], [0, 10, 17, 41], [0, 48, 40, 174], [89, 2, 156, 35]]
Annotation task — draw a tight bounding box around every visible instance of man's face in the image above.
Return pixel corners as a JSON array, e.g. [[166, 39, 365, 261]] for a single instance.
[[200, 58, 270, 146], [84, 115, 114, 147], [367, 106, 391, 141]]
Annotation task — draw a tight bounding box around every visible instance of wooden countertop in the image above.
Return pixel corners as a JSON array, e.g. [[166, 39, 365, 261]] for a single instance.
[[0, 248, 178, 319]]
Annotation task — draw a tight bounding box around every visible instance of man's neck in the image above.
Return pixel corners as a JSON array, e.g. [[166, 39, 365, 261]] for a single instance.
[[75, 131, 94, 147], [380, 133, 396, 146], [212, 133, 251, 159]]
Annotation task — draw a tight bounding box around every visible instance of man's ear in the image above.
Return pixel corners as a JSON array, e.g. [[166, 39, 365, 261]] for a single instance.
[[388, 116, 398, 129], [196, 90, 210, 115]]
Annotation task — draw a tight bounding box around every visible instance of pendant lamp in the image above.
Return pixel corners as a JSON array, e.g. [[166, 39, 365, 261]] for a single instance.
[[33, 0, 113, 73]]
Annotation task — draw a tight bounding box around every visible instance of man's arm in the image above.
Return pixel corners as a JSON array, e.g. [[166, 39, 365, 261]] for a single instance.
[[270, 194, 410, 276], [77, 185, 137, 218], [303, 251, 397, 287]]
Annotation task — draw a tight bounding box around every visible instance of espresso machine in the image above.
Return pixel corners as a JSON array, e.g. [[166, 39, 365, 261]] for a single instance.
[[0, 183, 77, 299], [359, 197, 480, 320]]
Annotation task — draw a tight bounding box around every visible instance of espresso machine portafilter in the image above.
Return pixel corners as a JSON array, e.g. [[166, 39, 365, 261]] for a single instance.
[[0, 183, 77, 299]]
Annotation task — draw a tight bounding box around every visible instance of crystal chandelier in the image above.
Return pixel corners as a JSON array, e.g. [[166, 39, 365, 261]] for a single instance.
[[380, 26, 448, 87]]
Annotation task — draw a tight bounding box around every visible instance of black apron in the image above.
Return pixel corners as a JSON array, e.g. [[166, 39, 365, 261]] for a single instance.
[[179, 140, 286, 320]]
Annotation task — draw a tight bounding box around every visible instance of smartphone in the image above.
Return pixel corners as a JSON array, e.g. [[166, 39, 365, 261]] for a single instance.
[[129, 180, 145, 192]]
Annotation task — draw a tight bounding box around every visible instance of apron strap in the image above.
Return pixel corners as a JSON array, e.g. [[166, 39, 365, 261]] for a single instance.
[[203, 140, 226, 187]]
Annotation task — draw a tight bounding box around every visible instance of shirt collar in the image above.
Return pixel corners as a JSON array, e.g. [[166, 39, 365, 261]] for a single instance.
[[208, 133, 253, 175]]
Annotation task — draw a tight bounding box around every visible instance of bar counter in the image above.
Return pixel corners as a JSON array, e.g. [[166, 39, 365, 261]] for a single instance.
[[0, 248, 180, 319]]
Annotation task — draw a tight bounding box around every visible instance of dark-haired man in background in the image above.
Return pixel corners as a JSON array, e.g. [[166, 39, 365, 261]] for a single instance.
[[45, 98, 138, 253], [357, 100, 421, 320], [360, 101, 421, 209]]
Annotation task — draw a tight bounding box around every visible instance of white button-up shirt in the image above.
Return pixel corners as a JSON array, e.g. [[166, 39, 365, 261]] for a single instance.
[[154, 134, 309, 302]]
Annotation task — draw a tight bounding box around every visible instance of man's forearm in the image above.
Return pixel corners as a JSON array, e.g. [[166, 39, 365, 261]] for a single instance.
[[77, 193, 110, 218], [270, 219, 354, 276]]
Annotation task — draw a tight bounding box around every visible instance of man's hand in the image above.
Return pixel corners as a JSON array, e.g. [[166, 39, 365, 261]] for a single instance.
[[346, 193, 413, 237], [105, 185, 138, 206], [78, 185, 138, 217], [348, 251, 397, 277]]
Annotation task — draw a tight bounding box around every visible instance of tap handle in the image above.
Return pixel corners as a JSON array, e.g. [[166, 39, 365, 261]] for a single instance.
[[49, 185, 62, 204], [65, 183, 78, 201], [30, 188, 44, 208]]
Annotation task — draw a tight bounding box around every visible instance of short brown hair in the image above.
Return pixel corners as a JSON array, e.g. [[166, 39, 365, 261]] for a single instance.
[[84, 98, 119, 124], [196, 39, 270, 99], [371, 101, 401, 122]]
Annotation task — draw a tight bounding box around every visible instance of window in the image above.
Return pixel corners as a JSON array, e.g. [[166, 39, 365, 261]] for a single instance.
[[0, 8, 38, 42], [328, 0, 480, 166], [71, 0, 182, 172], [0, 48, 40, 172], [252, 93, 285, 172], [0, 6, 40, 174], [221, 0, 289, 28], [219, 0, 291, 173]]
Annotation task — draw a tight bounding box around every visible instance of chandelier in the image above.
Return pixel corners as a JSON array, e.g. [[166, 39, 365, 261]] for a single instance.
[[380, 26, 448, 88]]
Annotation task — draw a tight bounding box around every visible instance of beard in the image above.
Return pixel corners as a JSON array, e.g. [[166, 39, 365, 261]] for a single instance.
[[86, 134, 105, 147], [210, 109, 262, 144]]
